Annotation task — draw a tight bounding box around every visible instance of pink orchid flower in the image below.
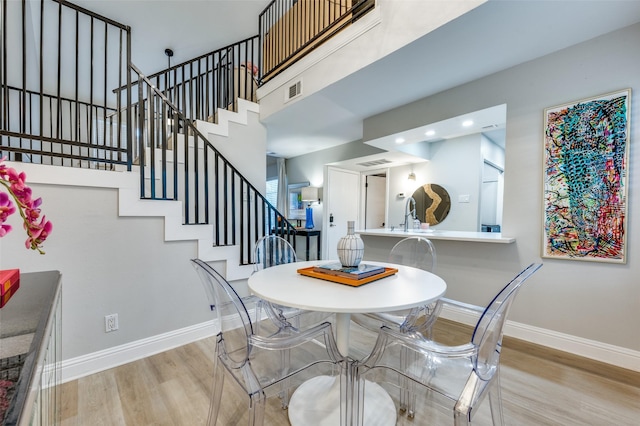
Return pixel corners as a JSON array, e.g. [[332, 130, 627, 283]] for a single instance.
[[25, 215, 53, 253], [0, 157, 52, 254]]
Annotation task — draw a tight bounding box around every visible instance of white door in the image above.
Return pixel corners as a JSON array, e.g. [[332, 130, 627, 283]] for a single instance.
[[365, 175, 386, 228], [323, 167, 361, 260]]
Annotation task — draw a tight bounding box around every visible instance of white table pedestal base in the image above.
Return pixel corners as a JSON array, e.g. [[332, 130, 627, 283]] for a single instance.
[[288, 375, 396, 426]]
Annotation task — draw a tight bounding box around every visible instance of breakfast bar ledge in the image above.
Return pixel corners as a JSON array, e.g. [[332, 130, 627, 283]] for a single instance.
[[357, 228, 515, 243]]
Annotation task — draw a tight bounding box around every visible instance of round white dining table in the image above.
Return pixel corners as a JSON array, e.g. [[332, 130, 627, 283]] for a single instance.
[[247, 260, 447, 426]]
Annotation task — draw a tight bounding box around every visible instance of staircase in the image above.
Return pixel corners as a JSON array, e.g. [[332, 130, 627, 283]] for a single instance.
[[0, 0, 296, 276], [119, 99, 265, 280]]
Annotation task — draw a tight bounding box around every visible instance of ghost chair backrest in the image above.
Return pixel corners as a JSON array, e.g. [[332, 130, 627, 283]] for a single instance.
[[254, 234, 297, 273], [389, 236, 436, 273], [191, 258, 253, 367], [471, 262, 543, 381]]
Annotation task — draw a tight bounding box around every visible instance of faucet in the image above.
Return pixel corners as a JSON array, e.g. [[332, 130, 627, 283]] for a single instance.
[[404, 196, 416, 232]]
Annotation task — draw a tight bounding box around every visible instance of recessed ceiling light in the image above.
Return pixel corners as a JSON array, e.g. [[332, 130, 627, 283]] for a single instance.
[[425, 130, 436, 136], [462, 120, 473, 127], [395, 137, 405, 144]]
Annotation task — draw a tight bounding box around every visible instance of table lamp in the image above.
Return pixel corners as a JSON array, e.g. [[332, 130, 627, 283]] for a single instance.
[[301, 186, 319, 229]]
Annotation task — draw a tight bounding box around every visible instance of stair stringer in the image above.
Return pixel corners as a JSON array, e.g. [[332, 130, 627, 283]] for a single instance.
[[196, 98, 260, 136], [117, 180, 253, 282]]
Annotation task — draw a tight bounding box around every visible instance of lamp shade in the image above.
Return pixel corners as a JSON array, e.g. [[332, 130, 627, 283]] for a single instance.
[[301, 186, 319, 202]]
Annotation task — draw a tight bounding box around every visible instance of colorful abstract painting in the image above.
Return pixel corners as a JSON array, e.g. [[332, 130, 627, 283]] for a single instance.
[[543, 89, 631, 263]]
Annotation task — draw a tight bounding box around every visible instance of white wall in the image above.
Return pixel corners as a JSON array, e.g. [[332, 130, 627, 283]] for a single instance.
[[363, 23, 640, 355], [203, 110, 267, 193]]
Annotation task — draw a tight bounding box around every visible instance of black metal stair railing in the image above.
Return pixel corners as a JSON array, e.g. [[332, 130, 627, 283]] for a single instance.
[[0, 84, 129, 169], [129, 63, 296, 266], [0, 0, 132, 169], [115, 36, 260, 124]]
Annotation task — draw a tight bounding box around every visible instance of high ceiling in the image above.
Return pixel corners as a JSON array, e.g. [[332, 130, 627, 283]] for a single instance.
[[73, 1, 640, 159], [73, 0, 270, 76]]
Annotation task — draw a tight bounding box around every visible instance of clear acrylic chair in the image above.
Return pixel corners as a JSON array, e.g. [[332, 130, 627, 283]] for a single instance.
[[190, 258, 344, 426], [254, 235, 332, 331], [352, 236, 440, 336], [355, 263, 542, 426], [351, 236, 440, 414]]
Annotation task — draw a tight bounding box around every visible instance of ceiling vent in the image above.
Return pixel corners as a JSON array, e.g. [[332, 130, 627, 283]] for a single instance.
[[285, 80, 302, 102], [356, 159, 393, 167]]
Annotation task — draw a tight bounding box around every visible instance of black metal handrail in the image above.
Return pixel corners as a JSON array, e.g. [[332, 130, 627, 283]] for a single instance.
[[130, 63, 296, 265], [0, 0, 132, 169]]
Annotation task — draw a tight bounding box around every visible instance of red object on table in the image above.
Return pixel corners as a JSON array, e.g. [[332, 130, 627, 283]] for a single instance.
[[0, 269, 20, 308]]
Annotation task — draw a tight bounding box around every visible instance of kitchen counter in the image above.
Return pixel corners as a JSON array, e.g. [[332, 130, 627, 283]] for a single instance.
[[1, 270, 62, 425], [356, 228, 515, 244]]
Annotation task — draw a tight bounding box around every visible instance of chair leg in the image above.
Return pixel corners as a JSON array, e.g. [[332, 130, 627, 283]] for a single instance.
[[254, 300, 263, 335], [208, 357, 225, 426], [279, 348, 291, 409], [453, 409, 472, 426], [347, 361, 363, 426], [399, 345, 409, 413], [248, 390, 267, 426], [399, 342, 419, 417], [406, 351, 418, 418], [488, 369, 505, 426]]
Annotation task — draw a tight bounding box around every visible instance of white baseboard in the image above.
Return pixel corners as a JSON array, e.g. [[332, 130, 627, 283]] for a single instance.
[[441, 305, 640, 373], [60, 306, 257, 384], [60, 320, 217, 383]]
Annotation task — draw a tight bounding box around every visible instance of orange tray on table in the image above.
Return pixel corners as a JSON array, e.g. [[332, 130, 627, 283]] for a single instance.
[[297, 266, 398, 287]]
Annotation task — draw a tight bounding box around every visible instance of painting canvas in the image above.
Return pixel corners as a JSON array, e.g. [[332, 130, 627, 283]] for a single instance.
[[542, 89, 631, 263]]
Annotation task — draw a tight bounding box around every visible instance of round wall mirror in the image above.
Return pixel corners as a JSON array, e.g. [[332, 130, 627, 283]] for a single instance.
[[412, 183, 451, 225]]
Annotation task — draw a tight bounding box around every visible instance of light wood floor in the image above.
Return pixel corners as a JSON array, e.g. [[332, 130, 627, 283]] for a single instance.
[[60, 318, 640, 425]]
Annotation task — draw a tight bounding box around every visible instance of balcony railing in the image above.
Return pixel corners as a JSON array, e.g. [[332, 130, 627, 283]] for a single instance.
[[259, 0, 374, 81]]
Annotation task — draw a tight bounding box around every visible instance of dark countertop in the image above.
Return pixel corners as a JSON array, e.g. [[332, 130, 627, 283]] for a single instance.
[[1, 270, 62, 425]]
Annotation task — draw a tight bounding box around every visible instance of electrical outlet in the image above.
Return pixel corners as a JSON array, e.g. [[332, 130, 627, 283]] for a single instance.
[[105, 314, 119, 332]]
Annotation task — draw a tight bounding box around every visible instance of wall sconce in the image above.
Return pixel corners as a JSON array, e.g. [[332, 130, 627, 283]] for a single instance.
[[301, 186, 320, 229]]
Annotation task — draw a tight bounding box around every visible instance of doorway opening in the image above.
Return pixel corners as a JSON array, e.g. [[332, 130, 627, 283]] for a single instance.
[[364, 173, 387, 229], [480, 161, 504, 232]]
